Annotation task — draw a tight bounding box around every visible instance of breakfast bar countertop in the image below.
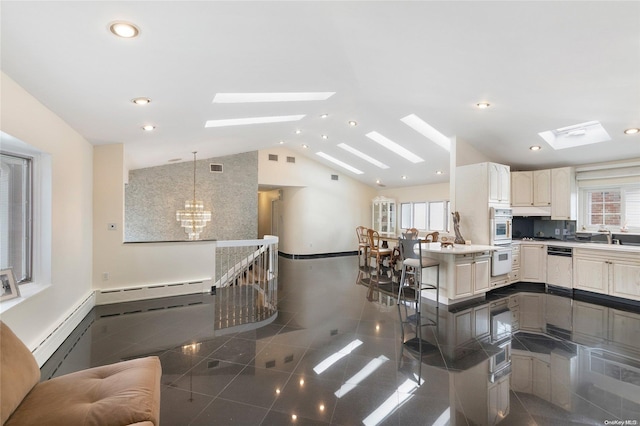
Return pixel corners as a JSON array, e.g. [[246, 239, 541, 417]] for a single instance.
[[420, 242, 497, 255]]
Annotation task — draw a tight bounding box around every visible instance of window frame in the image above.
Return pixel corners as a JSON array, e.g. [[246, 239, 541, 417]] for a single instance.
[[399, 200, 449, 232], [0, 151, 33, 283], [579, 183, 640, 233]]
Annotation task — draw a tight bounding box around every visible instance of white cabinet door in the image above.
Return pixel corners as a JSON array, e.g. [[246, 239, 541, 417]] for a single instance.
[[551, 167, 575, 220], [532, 358, 551, 401], [474, 256, 490, 294], [511, 171, 533, 206], [511, 355, 533, 393], [521, 244, 545, 283], [489, 163, 510, 205], [533, 169, 551, 206], [610, 260, 640, 301], [574, 256, 608, 293], [454, 258, 474, 298]]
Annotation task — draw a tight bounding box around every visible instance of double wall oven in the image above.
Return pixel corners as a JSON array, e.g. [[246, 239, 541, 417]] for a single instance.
[[490, 207, 513, 276]]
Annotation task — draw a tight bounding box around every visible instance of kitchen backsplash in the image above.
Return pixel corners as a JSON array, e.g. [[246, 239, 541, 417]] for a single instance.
[[512, 217, 576, 240]]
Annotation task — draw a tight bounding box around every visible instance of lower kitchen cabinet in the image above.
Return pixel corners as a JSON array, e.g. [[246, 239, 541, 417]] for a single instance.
[[520, 244, 546, 283], [574, 248, 640, 301], [453, 251, 491, 298], [610, 259, 640, 301], [574, 252, 608, 293]]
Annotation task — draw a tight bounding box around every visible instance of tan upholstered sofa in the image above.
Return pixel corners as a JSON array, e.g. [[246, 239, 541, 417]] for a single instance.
[[0, 321, 162, 426]]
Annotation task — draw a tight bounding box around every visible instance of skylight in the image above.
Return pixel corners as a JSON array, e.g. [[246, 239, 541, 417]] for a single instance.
[[401, 114, 451, 152], [316, 152, 364, 175], [365, 131, 424, 163], [212, 92, 335, 103], [538, 121, 611, 150], [337, 143, 389, 169], [204, 115, 305, 128]]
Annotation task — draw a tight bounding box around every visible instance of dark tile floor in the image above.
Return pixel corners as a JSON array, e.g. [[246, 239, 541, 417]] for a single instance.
[[42, 256, 640, 425]]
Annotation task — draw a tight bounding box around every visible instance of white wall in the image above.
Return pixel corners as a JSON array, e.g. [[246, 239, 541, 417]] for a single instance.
[[93, 144, 216, 290], [377, 182, 449, 203], [0, 72, 93, 350], [258, 147, 376, 255]]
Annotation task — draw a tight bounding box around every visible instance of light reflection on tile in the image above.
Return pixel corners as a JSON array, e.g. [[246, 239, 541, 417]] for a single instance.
[[41, 256, 640, 425]]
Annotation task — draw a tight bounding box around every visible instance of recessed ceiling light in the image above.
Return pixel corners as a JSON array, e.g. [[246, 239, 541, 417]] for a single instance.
[[131, 97, 151, 105], [624, 128, 639, 135], [212, 92, 335, 103], [436, 170, 443, 175], [401, 114, 450, 152], [476, 102, 491, 109], [320, 113, 329, 119], [295, 129, 302, 135], [316, 152, 364, 175], [142, 124, 155, 131], [321, 134, 328, 140], [365, 131, 424, 163], [279, 140, 285, 144], [109, 21, 140, 38], [376, 179, 381, 184], [530, 145, 541, 151], [402, 175, 407, 180], [302, 144, 309, 148], [348, 120, 358, 127], [337, 143, 389, 169], [204, 115, 305, 128]]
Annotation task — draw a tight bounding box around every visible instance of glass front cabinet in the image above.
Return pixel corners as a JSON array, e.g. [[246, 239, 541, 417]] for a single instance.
[[372, 196, 396, 236]]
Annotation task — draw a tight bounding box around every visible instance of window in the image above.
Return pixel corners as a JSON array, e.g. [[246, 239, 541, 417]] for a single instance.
[[581, 186, 640, 231], [399, 200, 449, 231], [0, 152, 32, 283]]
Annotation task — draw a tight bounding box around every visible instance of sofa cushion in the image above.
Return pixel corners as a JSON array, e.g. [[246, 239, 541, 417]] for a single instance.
[[5, 356, 161, 426], [0, 321, 41, 425]]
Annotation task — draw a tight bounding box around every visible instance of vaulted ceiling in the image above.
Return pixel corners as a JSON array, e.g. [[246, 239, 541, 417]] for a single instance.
[[2, 1, 639, 188]]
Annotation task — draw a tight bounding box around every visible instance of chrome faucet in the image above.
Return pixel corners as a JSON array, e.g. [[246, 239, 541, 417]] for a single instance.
[[603, 229, 612, 244]]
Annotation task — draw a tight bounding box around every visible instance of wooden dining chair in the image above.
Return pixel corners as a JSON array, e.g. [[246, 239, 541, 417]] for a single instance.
[[367, 228, 392, 274], [356, 226, 370, 266], [424, 231, 439, 242]]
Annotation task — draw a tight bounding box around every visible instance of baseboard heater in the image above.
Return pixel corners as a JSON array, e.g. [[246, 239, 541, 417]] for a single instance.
[[32, 292, 95, 367], [96, 280, 210, 305]]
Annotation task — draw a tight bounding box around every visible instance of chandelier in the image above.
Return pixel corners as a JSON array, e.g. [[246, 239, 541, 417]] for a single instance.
[[176, 152, 211, 240]]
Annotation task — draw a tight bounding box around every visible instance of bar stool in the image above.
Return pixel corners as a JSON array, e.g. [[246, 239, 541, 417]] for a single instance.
[[396, 237, 440, 380]]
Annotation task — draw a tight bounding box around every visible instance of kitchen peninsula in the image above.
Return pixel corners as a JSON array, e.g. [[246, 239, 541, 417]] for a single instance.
[[419, 242, 498, 305]]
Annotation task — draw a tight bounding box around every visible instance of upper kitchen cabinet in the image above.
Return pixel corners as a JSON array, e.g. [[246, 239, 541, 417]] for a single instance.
[[456, 162, 510, 245], [488, 162, 511, 205], [511, 170, 551, 207], [551, 167, 576, 220], [371, 196, 396, 236]]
